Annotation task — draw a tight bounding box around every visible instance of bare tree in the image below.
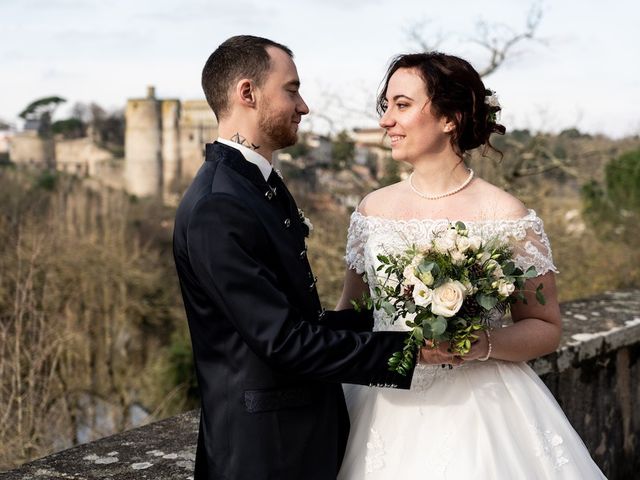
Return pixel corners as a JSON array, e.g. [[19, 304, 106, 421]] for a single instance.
[[404, 19, 446, 52], [405, 2, 544, 78]]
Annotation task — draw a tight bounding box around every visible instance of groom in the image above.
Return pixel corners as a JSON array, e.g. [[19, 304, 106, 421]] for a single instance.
[[173, 35, 416, 480]]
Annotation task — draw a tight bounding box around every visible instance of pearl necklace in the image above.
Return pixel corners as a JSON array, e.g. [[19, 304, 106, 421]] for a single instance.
[[408, 168, 475, 200]]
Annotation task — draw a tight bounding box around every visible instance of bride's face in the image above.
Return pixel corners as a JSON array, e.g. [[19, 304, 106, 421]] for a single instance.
[[379, 68, 452, 163]]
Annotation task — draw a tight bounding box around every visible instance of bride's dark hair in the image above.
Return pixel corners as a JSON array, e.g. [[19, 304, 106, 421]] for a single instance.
[[377, 52, 505, 158]]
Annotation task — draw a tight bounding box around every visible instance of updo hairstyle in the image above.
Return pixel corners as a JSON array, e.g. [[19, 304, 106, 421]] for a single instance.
[[377, 52, 505, 157]]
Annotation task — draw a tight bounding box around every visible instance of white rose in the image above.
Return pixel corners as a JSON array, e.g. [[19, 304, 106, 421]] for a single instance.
[[434, 235, 456, 254], [456, 236, 472, 252], [431, 280, 466, 317], [497, 279, 516, 297], [450, 250, 466, 266], [467, 235, 482, 252], [402, 264, 418, 286], [412, 280, 433, 307]]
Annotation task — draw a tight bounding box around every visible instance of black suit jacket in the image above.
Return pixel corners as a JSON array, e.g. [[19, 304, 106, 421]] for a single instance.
[[173, 142, 413, 480]]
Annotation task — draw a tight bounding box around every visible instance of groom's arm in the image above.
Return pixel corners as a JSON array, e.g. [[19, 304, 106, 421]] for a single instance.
[[319, 308, 374, 333], [187, 193, 414, 389]]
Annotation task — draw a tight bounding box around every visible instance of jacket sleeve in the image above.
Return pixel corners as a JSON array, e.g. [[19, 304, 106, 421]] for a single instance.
[[319, 308, 374, 333], [186, 193, 414, 388]]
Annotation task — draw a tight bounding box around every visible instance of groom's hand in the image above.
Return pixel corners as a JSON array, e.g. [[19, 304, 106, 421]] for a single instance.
[[419, 341, 464, 366]]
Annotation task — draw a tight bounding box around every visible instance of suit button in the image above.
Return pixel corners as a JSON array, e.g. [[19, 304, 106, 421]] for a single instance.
[[284, 218, 291, 228], [265, 190, 274, 200], [299, 248, 307, 260]]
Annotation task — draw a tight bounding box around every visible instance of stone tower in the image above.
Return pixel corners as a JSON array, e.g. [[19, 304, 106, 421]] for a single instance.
[[161, 99, 181, 197], [124, 86, 163, 197], [124, 87, 218, 199]]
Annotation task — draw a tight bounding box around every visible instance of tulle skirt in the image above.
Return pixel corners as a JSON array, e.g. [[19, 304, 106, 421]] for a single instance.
[[339, 360, 606, 479]]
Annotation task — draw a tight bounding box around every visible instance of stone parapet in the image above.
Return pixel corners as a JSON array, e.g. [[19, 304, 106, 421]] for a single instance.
[[0, 412, 199, 479], [3, 290, 639, 479]]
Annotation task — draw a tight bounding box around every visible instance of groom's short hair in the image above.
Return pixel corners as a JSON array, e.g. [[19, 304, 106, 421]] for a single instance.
[[202, 35, 293, 120]]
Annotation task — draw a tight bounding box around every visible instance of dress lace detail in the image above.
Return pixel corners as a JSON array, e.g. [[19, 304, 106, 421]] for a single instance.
[[365, 428, 385, 473], [345, 212, 369, 274], [345, 209, 557, 280], [530, 423, 570, 470], [345, 209, 558, 333]]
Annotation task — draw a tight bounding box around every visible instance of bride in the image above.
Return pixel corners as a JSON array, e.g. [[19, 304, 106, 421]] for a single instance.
[[336, 52, 606, 479]]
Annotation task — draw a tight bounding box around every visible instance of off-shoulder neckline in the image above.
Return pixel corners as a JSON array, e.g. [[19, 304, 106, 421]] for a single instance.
[[351, 208, 539, 224]]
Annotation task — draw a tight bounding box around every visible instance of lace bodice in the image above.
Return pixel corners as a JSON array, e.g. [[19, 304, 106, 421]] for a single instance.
[[345, 209, 558, 334]]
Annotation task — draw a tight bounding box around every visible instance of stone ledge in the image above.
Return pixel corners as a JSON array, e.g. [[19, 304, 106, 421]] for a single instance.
[[3, 289, 639, 479], [0, 412, 199, 479], [531, 289, 640, 375]]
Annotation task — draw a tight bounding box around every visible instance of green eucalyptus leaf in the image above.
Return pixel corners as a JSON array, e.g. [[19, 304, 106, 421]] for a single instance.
[[430, 316, 447, 336], [417, 261, 435, 273], [382, 301, 396, 315], [477, 293, 498, 310], [413, 327, 424, 343], [502, 262, 515, 276]]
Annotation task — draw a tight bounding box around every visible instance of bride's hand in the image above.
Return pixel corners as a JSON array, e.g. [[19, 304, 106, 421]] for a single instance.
[[419, 341, 464, 366], [459, 330, 490, 362]]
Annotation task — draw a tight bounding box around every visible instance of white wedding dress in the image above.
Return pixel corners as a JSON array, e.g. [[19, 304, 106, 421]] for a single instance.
[[339, 210, 606, 479]]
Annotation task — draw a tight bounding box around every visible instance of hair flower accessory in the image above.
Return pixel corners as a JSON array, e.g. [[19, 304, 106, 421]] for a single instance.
[[484, 89, 500, 109], [484, 89, 504, 132]]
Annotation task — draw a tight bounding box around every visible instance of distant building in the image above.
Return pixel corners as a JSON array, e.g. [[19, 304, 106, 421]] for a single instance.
[[306, 133, 332, 165], [352, 127, 391, 177], [0, 128, 14, 155], [55, 129, 114, 177], [124, 86, 218, 199], [9, 130, 55, 167]]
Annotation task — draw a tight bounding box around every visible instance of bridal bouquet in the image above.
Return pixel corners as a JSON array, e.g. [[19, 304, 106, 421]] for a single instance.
[[357, 222, 545, 376]]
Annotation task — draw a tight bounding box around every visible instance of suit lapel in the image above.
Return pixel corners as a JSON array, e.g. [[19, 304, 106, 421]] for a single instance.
[[207, 142, 307, 245]]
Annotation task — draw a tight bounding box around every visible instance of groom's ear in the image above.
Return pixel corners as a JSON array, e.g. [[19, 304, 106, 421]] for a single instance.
[[235, 79, 257, 109]]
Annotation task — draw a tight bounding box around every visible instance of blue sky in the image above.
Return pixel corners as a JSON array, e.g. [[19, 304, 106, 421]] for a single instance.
[[1, 0, 638, 138]]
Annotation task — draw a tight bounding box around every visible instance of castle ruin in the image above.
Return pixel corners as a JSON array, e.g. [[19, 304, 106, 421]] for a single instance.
[[124, 86, 218, 199], [8, 86, 218, 201]]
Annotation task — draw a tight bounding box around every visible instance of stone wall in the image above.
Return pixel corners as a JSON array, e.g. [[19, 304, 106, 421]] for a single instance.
[[532, 290, 640, 479], [178, 99, 217, 182], [9, 131, 54, 167], [3, 290, 638, 479], [55, 137, 114, 177]]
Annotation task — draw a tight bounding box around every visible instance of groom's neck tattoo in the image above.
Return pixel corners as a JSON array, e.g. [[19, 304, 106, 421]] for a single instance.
[[231, 133, 260, 150]]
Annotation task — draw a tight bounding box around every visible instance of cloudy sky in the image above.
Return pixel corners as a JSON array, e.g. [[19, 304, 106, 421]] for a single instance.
[[1, 0, 638, 138]]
